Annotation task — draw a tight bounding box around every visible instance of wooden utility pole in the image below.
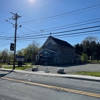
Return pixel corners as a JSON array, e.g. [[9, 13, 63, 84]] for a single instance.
[[6, 12, 21, 70]]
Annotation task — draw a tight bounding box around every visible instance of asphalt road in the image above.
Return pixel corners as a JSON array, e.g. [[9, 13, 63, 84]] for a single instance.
[[0, 70, 100, 100], [26, 64, 100, 73]]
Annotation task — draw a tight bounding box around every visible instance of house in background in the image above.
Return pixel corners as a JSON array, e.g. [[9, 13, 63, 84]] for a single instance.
[[35, 36, 80, 65]]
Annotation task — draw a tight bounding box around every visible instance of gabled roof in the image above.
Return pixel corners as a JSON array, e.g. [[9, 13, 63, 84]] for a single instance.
[[50, 36, 74, 48]]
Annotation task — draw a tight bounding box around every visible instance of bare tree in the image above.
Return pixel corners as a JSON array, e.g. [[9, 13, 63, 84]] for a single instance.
[[84, 36, 98, 43]]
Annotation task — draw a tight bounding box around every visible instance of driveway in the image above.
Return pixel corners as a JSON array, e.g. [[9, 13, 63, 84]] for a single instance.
[[25, 64, 100, 73]]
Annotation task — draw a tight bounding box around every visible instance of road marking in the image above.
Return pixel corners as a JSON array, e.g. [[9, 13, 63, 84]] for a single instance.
[[1, 77, 100, 98]]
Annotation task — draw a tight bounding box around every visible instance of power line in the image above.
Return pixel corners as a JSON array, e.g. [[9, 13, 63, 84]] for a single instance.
[[0, 26, 13, 35], [0, 23, 12, 30], [0, 13, 11, 26], [22, 0, 62, 16], [54, 32, 100, 39], [39, 19, 100, 32], [20, 3, 100, 24], [18, 17, 100, 36], [17, 29, 100, 40], [53, 29, 100, 37], [0, 42, 10, 47], [18, 24, 100, 38], [21, 26, 36, 33], [14, 0, 47, 13], [52, 25, 100, 34], [0, 0, 47, 27], [0, 25, 100, 39], [21, 18, 100, 36]]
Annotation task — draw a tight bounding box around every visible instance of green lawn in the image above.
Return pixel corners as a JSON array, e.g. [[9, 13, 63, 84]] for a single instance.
[[88, 60, 100, 64], [3, 65, 32, 70], [25, 62, 32, 65], [0, 63, 7, 65], [75, 71, 100, 77]]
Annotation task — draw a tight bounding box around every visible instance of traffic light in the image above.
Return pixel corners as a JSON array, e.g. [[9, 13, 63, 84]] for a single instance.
[[10, 43, 14, 51]]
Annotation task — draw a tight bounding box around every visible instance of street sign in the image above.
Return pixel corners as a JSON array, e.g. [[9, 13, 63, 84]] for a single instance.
[[16, 56, 25, 62], [10, 43, 14, 51]]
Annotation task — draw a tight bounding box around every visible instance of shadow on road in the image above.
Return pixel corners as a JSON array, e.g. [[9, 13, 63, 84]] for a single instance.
[[0, 70, 14, 77]]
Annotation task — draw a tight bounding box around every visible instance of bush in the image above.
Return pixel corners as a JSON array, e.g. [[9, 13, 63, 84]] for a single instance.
[[81, 53, 88, 63]]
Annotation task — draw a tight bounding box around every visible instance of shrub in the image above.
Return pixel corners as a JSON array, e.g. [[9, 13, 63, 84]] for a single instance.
[[81, 53, 88, 63]]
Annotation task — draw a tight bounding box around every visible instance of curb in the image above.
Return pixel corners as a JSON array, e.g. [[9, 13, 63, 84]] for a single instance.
[[0, 68, 100, 82]]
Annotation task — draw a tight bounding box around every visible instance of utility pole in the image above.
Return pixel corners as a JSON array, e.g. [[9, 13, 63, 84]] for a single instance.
[[6, 12, 21, 70], [12, 13, 21, 70]]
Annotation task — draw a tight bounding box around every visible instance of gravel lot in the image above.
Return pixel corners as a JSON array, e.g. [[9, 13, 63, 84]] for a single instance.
[[25, 64, 100, 74]]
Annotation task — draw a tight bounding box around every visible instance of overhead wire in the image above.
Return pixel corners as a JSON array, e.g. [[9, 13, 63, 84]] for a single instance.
[[0, 40, 12, 44], [20, 3, 100, 24], [19, 17, 100, 36], [1, 17, 100, 38], [17, 29, 100, 40], [0, 38, 13, 47], [22, 0, 62, 16], [0, 42, 10, 47], [53, 29, 100, 37], [0, 26, 13, 35], [1, 2, 100, 46], [2, 0, 56, 40], [17, 30, 100, 41], [18, 24, 100, 38], [16, 25, 100, 41], [14, 0, 47, 13], [55, 32, 100, 38]]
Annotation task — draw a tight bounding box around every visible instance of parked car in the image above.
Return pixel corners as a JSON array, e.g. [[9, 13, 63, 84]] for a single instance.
[[32, 66, 38, 71], [57, 68, 65, 74]]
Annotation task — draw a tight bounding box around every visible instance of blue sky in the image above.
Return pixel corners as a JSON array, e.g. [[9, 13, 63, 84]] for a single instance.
[[0, 0, 100, 51]]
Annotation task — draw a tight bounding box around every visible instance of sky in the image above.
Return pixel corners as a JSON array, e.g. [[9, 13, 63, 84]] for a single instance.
[[0, 0, 100, 51]]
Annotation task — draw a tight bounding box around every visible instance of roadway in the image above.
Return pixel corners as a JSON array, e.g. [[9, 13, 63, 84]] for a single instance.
[[0, 70, 100, 100]]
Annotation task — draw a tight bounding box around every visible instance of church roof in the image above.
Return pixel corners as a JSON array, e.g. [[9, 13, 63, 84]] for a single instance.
[[50, 36, 74, 48]]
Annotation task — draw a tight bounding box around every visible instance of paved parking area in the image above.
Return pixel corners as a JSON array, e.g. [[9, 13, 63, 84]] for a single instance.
[[25, 64, 100, 73]]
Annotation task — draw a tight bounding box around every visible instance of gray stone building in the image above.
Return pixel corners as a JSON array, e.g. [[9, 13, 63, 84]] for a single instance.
[[35, 36, 80, 65]]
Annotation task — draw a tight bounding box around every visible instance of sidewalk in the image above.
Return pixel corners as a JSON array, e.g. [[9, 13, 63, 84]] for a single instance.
[[0, 68, 100, 82]]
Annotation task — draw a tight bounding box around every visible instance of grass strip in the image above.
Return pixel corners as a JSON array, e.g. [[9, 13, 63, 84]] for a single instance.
[[76, 71, 100, 77], [3, 66, 32, 70]]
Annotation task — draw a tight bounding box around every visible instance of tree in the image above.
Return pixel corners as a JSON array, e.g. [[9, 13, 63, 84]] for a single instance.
[[0, 51, 2, 63], [74, 36, 100, 61], [94, 42, 100, 62], [17, 50, 23, 56], [8, 51, 14, 62], [93, 52, 98, 60], [82, 40, 90, 55], [82, 36, 98, 58], [23, 41, 39, 62], [74, 44, 83, 55], [2, 49, 8, 63], [81, 53, 88, 63], [84, 36, 97, 43]]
